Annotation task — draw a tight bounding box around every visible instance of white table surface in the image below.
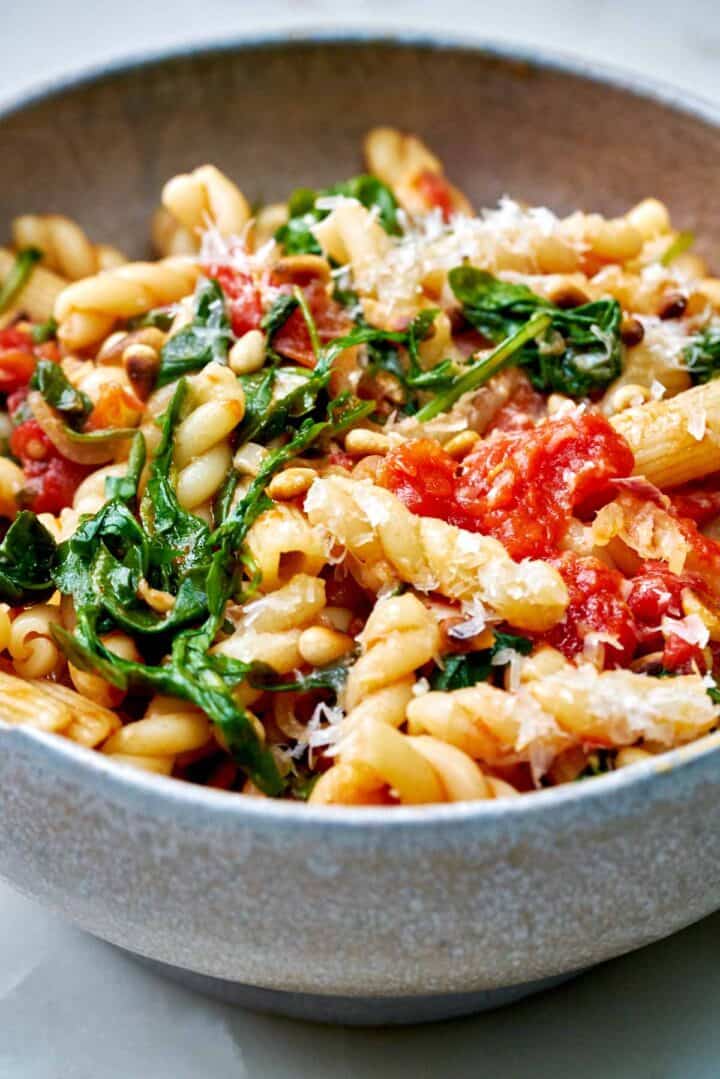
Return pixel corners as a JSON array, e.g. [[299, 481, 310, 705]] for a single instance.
[[2, 3, 720, 1076]]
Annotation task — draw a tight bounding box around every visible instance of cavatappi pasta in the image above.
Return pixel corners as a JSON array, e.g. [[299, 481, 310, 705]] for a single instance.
[[2, 127, 720, 806]]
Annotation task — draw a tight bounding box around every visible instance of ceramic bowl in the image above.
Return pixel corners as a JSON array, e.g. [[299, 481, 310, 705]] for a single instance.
[[2, 35, 720, 1026]]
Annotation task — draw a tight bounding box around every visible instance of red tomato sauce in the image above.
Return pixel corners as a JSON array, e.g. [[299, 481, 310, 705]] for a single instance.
[[381, 413, 634, 560], [668, 476, 720, 526], [541, 553, 637, 667]]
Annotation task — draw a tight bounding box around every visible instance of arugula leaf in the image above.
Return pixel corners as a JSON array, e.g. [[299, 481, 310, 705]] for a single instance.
[[127, 306, 176, 332], [448, 266, 623, 398], [288, 770, 320, 801], [684, 325, 720, 384], [156, 277, 232, 387], [30, 317, 58, 344], [31, 358, 92, 424], [248, 655, 354, 695], [139, 380, 210, 579], [261, 293, 298, 339], [0, 247, 42, 314], [104, 432, 146, 503], [416, 309, 552, 421], [50, 371, 367, 794], [706, 683, 720, 705], [430, 631, 532, 691], [0, 511, 57, 604], [275, 175, 400, 255], [431, 652, 492, 691], [492, 630, 533, 656]]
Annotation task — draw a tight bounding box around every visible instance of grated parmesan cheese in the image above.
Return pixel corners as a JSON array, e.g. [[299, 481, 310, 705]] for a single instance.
[[687, 407, 707, 442], [661, 614, 710, 649]]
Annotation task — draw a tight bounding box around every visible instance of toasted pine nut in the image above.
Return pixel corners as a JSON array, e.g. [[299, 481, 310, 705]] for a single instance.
[[123, 343, 160, 400], [267, 467, 316, 501], [137, 578, 176, 614], [229, 329, 266, 374], [298, 626, 354, 666], [344, 429, 390, 455], [444, 430, 479, 459]]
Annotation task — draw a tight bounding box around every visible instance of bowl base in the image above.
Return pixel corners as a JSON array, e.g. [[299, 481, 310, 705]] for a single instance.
[[126, 952, 584, 1025]]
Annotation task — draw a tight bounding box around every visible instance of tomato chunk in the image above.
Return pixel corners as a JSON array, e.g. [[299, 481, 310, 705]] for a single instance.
[[272, 279, 352, 368], [662, 633, 706, 674], [206, 266, 263, 338], [380, 438, 457, 520], [455, 413, 634, 559], [542, 553, 637, 667], [484, 376, 546, 435], [86, 383, 143, 431], [669, 476, 720, 527], [382, 412, 634, 561], [10, 418, 89, 514], [413, 169, 455, 222], [0, 326, 36, 393]]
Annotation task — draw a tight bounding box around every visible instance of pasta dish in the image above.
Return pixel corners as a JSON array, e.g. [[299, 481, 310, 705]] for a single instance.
[[1, 127, 719, 806]]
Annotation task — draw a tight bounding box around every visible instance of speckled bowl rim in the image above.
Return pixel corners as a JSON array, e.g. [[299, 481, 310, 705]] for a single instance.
[[2, 27, 720, 828]]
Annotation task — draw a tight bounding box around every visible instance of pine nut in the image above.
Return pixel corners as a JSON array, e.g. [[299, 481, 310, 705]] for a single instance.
[[344, 428, 390, 455], [267, 467, 316, 501], [229, 329, 266, 374], [444, 430, 479, 459], [298, 626, 354, 666]]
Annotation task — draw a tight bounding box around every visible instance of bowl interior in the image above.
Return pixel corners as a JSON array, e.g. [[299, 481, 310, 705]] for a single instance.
[[2, 38, 720, 260]]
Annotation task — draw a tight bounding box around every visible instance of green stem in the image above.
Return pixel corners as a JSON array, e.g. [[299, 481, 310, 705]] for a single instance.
[[0, 247, 42, 314], [416, 311, 552, 421], [293, 284, 322, 359]]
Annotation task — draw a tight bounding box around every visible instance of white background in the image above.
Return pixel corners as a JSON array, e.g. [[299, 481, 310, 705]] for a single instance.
[[2, 3, 720, 1076]]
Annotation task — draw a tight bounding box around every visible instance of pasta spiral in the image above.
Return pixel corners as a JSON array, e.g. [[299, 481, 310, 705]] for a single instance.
[[304, 476, 568, 632], [12, 213, 126, 280], [54, 257, 199, 349], [172, 362, 244, 511], [160, 165, 251, 248]]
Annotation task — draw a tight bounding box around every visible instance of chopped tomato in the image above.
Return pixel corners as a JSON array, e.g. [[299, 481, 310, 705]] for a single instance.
[[22, 456, 89, 514], [381, 438, 457, 521], [626, 561, 703, 653], [662, 633, 706, 674], [6, 386, 28, 419], [10, 418, 89, 514], [485, 375, 546, 434], [206, 266, 263, 338], [668, 476, 720, 527], [86, 382, 143, 431], [413, 169, 455, 222], [382, 412, 634, 561], [455, 413, 634, 559], [10, 418, 54, 464], [0, 326, 36, 393], [541, 553, 637, 667], [271, 279, 352, 368]]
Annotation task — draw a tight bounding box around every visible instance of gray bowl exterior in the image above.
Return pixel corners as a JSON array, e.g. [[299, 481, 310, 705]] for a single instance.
[[2, 38, 720, 1024]]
